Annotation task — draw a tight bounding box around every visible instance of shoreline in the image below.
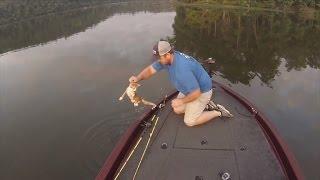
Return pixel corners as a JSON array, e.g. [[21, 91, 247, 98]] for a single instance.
[[1, 0, 318, 27], [175, 1, 320, 13], [0, 0, 174, 27]]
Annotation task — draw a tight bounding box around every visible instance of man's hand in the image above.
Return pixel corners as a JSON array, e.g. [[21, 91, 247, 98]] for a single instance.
[[179, 89, 201, 104], [129, 66, 157, 83], [129, 76, 139, 83], [171, 98, 184, 108]]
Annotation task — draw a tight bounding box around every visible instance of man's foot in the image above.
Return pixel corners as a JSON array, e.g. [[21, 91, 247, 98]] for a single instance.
[[204, 100, 218, 111], [205, 101, 233, 118], [216, 104, 233, 118]]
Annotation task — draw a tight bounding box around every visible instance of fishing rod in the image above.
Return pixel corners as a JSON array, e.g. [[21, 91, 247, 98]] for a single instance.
[[113, 95, 168, 180], [132, 95, 167, 180], [114, 115, 156, 180]]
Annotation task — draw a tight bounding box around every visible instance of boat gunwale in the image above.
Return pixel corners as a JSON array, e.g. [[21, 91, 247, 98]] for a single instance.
[[217, 81, 304, 180], [95, 81, 304, 180], [95, 91, 178, 180]]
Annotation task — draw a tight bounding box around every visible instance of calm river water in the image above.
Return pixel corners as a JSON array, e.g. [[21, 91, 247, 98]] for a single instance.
[[0, 1, 319, 179]]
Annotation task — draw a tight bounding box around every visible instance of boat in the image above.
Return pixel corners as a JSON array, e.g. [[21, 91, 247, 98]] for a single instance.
[[95, 81, 304, 180]]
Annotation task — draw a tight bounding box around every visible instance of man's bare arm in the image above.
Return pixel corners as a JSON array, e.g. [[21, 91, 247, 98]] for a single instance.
[[129, 65, 157, 82], [180, 89, 201, 104]]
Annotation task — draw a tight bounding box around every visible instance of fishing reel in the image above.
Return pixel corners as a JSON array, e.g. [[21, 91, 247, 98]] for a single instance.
[[158, 103, 165, 109]]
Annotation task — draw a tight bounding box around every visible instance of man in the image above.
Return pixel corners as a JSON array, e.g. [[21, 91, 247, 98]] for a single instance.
[[129, 41, 232, 127]]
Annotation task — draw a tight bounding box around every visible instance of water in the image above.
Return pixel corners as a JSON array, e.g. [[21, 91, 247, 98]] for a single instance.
[[0, 1, 319, 179]]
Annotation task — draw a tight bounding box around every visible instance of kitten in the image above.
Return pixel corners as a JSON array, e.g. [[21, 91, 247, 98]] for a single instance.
[[119, 82, 157, 109]]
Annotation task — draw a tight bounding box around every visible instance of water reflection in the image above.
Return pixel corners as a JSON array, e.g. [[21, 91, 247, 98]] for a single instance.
[[171, 6, 320, 86], [0, 1, 174, 55]]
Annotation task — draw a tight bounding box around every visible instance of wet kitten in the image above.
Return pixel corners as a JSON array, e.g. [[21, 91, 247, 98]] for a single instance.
[[119, 82, 156, 109]]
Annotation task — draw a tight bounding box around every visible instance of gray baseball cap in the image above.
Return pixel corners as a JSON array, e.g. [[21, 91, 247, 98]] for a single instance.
[[153, 41, 172, 56]]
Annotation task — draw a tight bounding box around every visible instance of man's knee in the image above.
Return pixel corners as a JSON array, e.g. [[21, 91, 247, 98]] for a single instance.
[[173, 108, 184, 115], [172, 104, 185, 115], [184, 117, 197, 127], [185, 121, 196, 127]]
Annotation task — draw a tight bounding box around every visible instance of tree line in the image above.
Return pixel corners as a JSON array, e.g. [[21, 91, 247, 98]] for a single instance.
[[170, 5, 320, 85], [0, 0, 165, 25], [177, 0, 319, 9]]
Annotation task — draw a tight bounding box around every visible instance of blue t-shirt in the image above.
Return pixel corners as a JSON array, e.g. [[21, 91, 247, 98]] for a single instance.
[[152, 51, 212, 95]]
